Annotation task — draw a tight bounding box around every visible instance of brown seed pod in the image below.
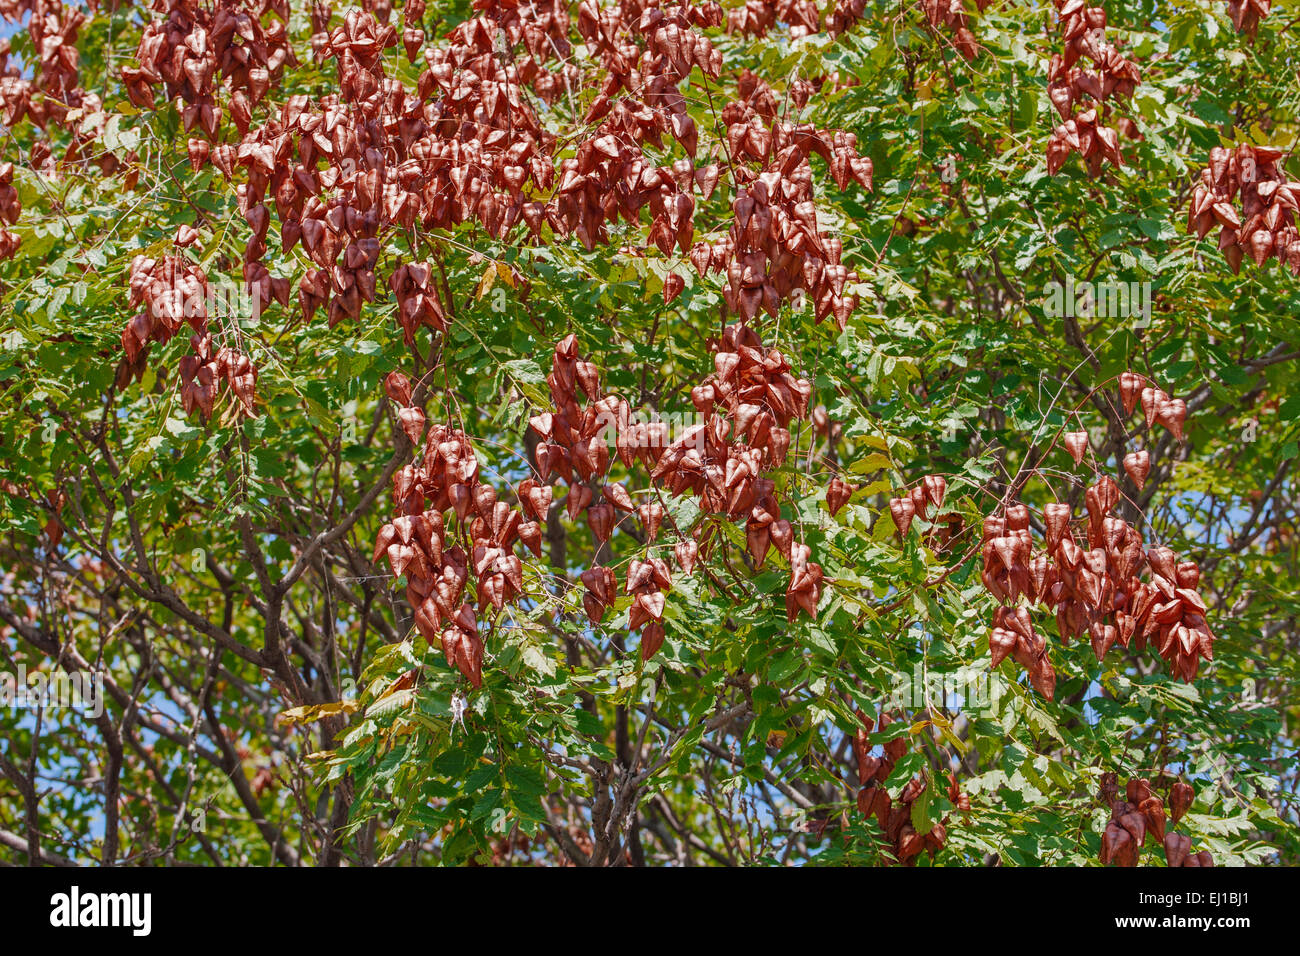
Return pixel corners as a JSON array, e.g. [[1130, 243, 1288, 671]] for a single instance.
[[1125, 777, 1153, 806], [989, 626, 1017, 668], [889, 496, 915, 538], [640, 622, 666, 660], [1123, 449, 1150, 489], [1174, 561, 1201, 589], [1139, 796, 1166, 844], [1140, 387, 1168, 430], [1163, 831, 1191, 868], [1119, 371, 1145, 416], [604, 482, 635, 512], [922, 474, 948, 510], [638, 502, 665, 541], [1146, 546, 1178, 582], [1044, 502, 1072, 553], [826, 476, 854, 516], [663, 273, 685, 304], [1169, 781, 1194, 825], [1064, 430, 1089, 465], [1156, 397, 1188, 441]]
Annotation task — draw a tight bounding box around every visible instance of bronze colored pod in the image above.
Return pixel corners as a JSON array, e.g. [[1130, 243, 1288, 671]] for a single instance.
[[1064, 430, 1089, 465], [1123, 449, 1150, 489], [890, 496, 915, 537], [1169, 781, 1194, 825], [826, 476, 854, 516]]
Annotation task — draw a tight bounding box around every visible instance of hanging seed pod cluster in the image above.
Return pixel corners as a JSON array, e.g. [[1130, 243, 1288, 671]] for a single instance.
[[695, 76, 873, 328], [726, 0, 820, 38], [0, 0, 91, 127], [0, 0, 127, 256], [1099, 774, 1212, 868], [1045, 0, 1141, 177], [919, 0, 990, 61], [373, 371, 532, 687], [853, 710, 967, 865], [121, 253, 262, 421], [527, 333, 674, 661], [887, 475, 948, 539], [555, 2, 723, 251], [523, 323, 821, 665], [68, 0, 891, 430], [975, 375, 1213, 696], [1187, 144, 1300, 275], [121, 0, 294, 131], [111, 0, 568, 417]]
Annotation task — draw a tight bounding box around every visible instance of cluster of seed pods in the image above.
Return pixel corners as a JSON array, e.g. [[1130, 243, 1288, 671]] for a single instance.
[[120, 250, 262, 420], [556, 1, 725, 255], [919, 0, 989, 61], [0, 0, 87, 124], [122, 0, 293, 135], [373, 371, 533, 687], [450, 0, 575, 102], [181, 337, 259, 421], [689, 324, 822, 619], [1187, 144, 1300, 275], [524, 322, 820, 662], [977, 376, 1213, 694], [726, 0, 820, 38], [0, 1, 127, 189], [0, 0, 882, 446], [526, 333, 674, 660], [0, 38, 21, 131], [853, 710, 966, 864], [116, 1, 565, 414], [1045, 0, 1141, 177], [1099, 774, 1211, 867], [887, 475, 949, 539], [97, 1, 878, 422], [691, 73, 872, 329]]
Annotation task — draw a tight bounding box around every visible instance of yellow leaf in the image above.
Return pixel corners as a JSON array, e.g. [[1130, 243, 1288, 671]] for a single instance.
[[475, 263, 497, 300], [277, 699, 360, 726]]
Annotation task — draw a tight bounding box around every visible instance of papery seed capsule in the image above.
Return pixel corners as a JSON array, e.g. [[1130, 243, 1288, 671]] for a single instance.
[[1163, 832, 1191, 868], [1169, 781, 1194, 825], [1156, 397, 1187, 441], [890, 496, 915, 537], [1174, 561, 1201, 589], [1064, 430, 1089, 465], [923, 475, 948, 510], [1119, 371, 1144, 416], [1123, 449, 1150, 489], [1141, 387, 1168, 429], [826, 477, 853, 516]]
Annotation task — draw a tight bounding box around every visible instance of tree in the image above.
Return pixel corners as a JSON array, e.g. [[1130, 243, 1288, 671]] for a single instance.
[[0, 0, 1296, 867]]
